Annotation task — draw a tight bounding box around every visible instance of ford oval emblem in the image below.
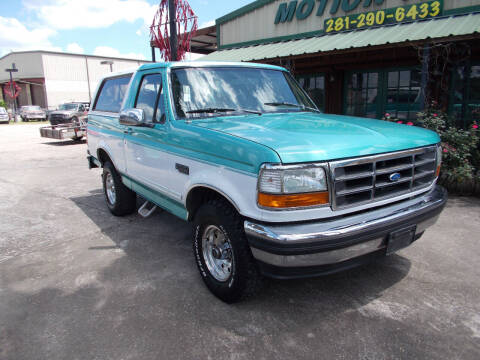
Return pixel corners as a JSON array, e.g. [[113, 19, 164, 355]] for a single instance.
[[389, 172, 401, 182]]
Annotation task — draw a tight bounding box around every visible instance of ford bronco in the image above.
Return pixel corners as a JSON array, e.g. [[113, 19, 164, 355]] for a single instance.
[[87, 62, 447, 302]]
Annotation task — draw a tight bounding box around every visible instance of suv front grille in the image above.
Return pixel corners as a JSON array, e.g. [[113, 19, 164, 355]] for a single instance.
[[330, 146, 437, 209]]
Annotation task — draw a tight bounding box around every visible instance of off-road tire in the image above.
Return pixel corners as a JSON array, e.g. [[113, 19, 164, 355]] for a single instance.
[[102, 161, 136, 216], [193, 198, 263, 303]]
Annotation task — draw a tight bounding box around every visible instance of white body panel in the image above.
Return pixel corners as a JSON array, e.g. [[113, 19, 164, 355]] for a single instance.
[[88, 114, 127, 173]]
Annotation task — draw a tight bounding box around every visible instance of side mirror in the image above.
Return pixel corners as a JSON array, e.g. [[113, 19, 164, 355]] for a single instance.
[[119, 108, 145, 126]]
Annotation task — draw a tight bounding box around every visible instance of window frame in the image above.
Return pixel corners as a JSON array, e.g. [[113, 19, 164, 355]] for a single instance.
[[92, 73, 133, 113], [296, 72, 326, 111], [448, 61, 480, 128], [134, 73, 165, 124], [343, 66, 422, 120], [343, 69, 383, 119]]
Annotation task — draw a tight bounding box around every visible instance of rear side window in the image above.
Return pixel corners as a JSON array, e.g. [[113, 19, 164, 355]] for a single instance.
[[94, 75, 131, 113], [135, 73, 164, 123]]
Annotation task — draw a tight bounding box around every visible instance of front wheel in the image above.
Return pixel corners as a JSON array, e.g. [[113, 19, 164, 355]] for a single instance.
[[193, 199, 262, 303], [102, 161, 136, 216]]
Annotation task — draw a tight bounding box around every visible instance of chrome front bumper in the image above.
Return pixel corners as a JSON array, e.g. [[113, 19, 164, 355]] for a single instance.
[[245, 186, 447, 278]]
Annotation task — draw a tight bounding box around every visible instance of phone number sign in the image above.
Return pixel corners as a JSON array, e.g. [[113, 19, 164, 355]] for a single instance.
[[324, 1, 443, 34]]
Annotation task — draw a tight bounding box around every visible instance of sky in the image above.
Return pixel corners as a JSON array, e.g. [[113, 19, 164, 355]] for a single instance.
[[0, 0, 253, 60]]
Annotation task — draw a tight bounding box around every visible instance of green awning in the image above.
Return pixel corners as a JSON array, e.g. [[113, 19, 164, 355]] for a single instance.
[[202, 13, 480, 62]]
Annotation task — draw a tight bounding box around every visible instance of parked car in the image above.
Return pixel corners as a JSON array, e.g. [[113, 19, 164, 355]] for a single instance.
[[0, 107, 9, 124], [87, 62, 447, 303], [49, 102, 89, 125], [19, 105, 46, 122]]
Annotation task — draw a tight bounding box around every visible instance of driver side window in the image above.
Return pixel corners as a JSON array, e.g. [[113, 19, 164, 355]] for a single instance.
[[135, 73, 164, 123]]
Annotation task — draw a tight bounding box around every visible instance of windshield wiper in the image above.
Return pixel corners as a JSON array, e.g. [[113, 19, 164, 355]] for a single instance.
[[264, 102, 320, 113], [186, 108, 235, 114], [186, 108, 262, 115]]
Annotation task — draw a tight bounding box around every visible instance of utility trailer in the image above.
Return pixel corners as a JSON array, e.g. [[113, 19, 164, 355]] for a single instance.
[[40, 119, 86, 141]]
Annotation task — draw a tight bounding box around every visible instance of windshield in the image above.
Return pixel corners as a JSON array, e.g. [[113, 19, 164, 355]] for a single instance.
[[23, 106, 41, 111], [170, 67, 317, 119], [59, 103, 78, 111]]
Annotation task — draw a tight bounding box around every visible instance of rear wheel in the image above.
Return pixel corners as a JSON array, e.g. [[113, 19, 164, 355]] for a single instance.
[[193, 199, 262, 303], [102, 161, 136, 216]]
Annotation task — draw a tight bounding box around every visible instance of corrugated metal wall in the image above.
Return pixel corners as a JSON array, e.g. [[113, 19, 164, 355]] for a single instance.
[[0, 51, 147, 110], [0, 52, 44, 82], [42, 53, 146, 109]]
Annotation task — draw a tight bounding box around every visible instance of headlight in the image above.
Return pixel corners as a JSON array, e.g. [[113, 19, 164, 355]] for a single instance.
[[258, 164, 329, 209], [436, 143, 442, 177]]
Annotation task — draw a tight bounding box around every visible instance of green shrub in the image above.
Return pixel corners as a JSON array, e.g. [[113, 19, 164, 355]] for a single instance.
[[0, 100, 6, 109], [416, 106, 479, 194], [383, 104, 479, 194]]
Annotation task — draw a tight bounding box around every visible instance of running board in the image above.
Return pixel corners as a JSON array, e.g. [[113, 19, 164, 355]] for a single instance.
[[138, 201, 157, 218]]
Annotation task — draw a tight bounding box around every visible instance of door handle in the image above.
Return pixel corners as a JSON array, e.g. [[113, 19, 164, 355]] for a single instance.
[[123, 128, 132, 134]]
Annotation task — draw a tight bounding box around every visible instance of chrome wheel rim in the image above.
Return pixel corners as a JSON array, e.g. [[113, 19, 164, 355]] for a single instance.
[[202, 225, 233, 282], [105, 171, 116, 205]]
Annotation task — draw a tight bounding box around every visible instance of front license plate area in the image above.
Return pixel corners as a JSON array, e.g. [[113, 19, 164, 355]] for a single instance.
[[386, 225, 416, 255]]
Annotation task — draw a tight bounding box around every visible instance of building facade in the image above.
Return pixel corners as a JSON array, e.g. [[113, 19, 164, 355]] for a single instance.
[[203, 0, 480, 127], [0, 51, 148, 110]]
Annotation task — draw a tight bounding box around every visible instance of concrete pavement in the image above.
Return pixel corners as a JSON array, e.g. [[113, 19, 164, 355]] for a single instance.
[[0, 124, 479, 360]]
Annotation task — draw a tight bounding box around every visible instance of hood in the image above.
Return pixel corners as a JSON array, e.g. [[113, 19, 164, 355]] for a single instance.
[[51, 110, 74, 116], [191, 112, 440, 163]]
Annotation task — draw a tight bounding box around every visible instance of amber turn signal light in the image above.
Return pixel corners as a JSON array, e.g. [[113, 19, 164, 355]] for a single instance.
[[436, 165, 441, 177], [258, 192, 329, 208]]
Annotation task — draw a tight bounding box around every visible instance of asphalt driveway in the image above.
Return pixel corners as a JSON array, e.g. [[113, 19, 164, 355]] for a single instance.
[[0, 124, 479, 360]]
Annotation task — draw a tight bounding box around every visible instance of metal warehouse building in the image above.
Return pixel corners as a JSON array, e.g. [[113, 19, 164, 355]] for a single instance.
[[0, 51, 148, 110], [196, 0, 480, 127]]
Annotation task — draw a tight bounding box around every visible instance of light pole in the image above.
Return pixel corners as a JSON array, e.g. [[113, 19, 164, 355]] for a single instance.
[[5, 63, 19, 121], [169, 0, 177, 61], [101, 60, 114, 72]]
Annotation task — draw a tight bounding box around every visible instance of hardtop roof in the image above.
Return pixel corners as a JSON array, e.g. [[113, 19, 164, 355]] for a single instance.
[[137, 61, 286, 72]]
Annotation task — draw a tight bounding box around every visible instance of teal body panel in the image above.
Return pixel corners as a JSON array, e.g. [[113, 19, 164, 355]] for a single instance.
[[121, 174, 188, 220], [190, 112, 441, 163]]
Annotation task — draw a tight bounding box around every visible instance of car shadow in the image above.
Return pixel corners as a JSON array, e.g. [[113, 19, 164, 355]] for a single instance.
[[69, 190, 412, 309], [42, 140, 86, 146]]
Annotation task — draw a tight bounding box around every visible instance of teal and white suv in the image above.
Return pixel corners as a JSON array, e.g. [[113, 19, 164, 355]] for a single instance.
[[87, 62, 447, 302]]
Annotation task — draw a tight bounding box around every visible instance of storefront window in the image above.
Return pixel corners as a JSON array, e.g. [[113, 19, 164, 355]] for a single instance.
[[297, 74, 325, 111], [345, 71, 379, 118], [345, 68, 421, 120], [451, 64, 480, 127], [385, 69, 421, 120]]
